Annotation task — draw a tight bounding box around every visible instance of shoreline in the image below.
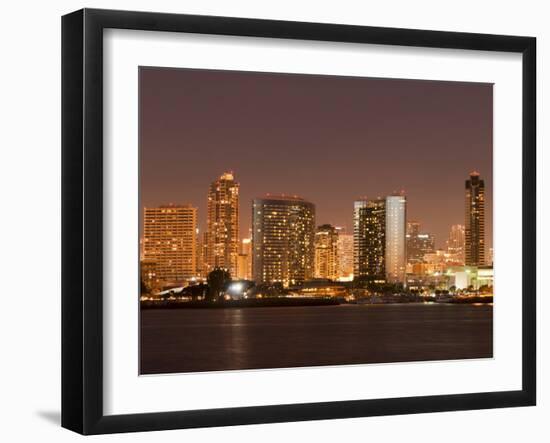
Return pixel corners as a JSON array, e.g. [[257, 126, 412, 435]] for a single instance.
[[140, 296, 493, 310], [140, 297, 340, 309]]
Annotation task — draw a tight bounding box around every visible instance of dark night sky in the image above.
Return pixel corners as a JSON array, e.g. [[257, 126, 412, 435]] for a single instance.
[[140, 67, 493, 249]]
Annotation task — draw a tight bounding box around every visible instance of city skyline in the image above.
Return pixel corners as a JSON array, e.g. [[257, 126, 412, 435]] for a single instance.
[[140, 67, 493, 249], [141, 171, 480, 253], [138, 66, 494, 377], [141, 172, 481, 285]]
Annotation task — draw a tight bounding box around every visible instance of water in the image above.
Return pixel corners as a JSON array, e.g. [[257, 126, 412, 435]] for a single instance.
[[140, 303, 493, 374]]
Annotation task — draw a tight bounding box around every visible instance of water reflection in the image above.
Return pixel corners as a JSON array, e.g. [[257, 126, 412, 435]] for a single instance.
[[140, 304, 493, 374]]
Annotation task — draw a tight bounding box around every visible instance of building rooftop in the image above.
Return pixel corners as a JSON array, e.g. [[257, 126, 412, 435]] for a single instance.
[[257, 193, 311, 202], [146, 203, 196, 209]]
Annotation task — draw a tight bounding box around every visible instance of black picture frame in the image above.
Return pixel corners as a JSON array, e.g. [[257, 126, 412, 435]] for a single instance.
[[62, 8, 536, 435]]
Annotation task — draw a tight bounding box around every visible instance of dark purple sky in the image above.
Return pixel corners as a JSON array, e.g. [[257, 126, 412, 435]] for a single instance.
[[140, 67, 493, 249]]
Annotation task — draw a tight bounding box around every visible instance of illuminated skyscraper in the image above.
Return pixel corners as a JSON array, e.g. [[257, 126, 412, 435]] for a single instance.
[[465, 172, 485, 266], [195, 228, 204, 278], [205, 172, 240, 277], [252, 195, 315, 287], [353, 200, 367, 277], [236, 237, 252, 280], [335, 226, 354, 281], [353, 198, 386, 279], [446, 224, 466, 264], [314, 224, 339, 280], [142, 204, 197, 283], [385, 194, 407, 283], [199, 231, 208, 278], [407, 221, 421, 237], [406, 221, 435, 264]]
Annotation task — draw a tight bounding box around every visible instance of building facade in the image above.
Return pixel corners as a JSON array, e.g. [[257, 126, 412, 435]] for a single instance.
[[447, 265, 493, 291], [314, 224, 339, 280], [353, 198, 386, 279], [195, 228, 204, 278], [142, 204, 197, 284], [406, 221, 435, 264], [446, 224, 466, 265], [465, 172, 486, 266], [236, 237, 252, 280], [385, 194, 407, 283], [353, 200, 368, 278], [140, 258, 160, 293], [205, 172, 240, 277], [335, 226, 354, 281], [487, 247, 494, 266], [252, 195, 315, 287]]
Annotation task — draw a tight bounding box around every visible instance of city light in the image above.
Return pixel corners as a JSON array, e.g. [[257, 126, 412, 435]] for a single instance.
[[134, 67, 497, 381], [228, 282, 244, 294], [140, 171, 491, 302]]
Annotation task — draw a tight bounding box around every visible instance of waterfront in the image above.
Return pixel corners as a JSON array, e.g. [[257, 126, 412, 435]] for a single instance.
[[140, 303, 493, 374]]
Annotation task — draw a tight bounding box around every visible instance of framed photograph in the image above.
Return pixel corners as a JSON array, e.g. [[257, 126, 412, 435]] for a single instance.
[[62, 8, 536, 435]]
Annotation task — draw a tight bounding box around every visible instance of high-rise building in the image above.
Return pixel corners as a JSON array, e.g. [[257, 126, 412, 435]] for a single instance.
[[446, 224, 466, 265], [195, 228, 204, 278], [199, 231, 208, 278], [465, 171, 485, 266], [314, 224, 339, 280], [353, 198, 386, 279], [205, 172, 240, 277], [385, 194, 407, 283], [236, 237, 252, 280], [335, 226, 354, 281], [407, 221, 421, 238], [353, 200, 368, 278], [142, 204, 197, 283], [406, 221, 435, 264], [140, 258, 160, 293], [252, 195, 315, 287]]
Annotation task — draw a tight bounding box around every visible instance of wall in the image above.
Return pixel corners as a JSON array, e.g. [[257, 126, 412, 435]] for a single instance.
[[0, 0, 546, 441]]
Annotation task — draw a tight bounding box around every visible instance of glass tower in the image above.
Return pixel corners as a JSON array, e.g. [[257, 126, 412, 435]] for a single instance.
[[335, 226, 354, 281], [385, 194, 407, 283], [252, 195, 315, 287], [406, 221, 435, 265], [446, 224, 466, 265], [353, 198, 386, 279], [205, 172, 240, 277], [314, 224, 339, 280], [465, 171, 485, 266]]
